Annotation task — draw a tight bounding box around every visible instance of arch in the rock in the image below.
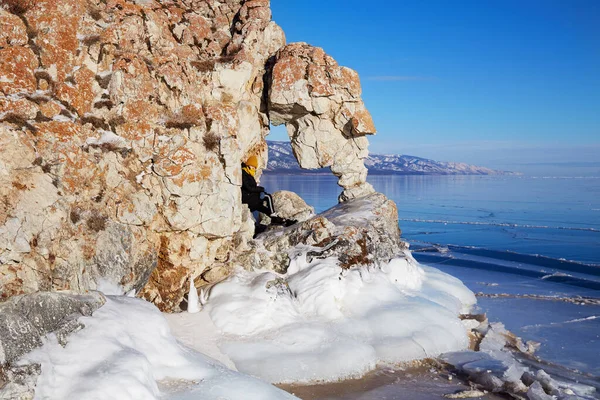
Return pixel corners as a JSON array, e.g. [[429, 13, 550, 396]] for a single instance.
[[265, 43, 377, 202]]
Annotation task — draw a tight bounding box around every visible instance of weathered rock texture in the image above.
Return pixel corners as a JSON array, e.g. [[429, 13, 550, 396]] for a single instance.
[[0, 291, 105, 366], [268, 43, 376, 202], [0, 291, 105, 399], [0, 0, 379, 311], [239, 193, 403, 273]]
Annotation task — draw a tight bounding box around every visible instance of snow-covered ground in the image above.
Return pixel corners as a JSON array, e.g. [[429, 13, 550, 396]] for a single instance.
[[14, 246, 600, 399], [20, 295, 297, 400], [169, 251, 476, 384], [17, 252, 476, 399]]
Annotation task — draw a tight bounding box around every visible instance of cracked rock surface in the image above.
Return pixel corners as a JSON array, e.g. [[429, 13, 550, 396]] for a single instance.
[[267, 43, 376, 202], [0, 0, 284, 311], [0, 291, 106, 365], [1, 0, 383, 312]]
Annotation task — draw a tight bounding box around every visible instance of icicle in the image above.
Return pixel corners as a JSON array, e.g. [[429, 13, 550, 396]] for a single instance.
[[187, 278, 200, 313]]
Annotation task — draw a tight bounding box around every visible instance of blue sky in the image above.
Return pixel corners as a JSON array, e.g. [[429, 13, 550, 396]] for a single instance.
[[269, 1, 600, 174]]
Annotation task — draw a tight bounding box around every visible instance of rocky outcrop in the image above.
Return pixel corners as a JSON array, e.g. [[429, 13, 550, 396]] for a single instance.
[[0, 0, 283, 311], [0, 0, 382, 311], [267, 43, 376, 202], [0, 291, 105, 399], [0, 291, 105, 366], [237, 193, 403, 273]]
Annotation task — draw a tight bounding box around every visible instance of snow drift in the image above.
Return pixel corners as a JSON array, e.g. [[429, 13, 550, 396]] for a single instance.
[[200, 250, 476, 383], [20, 296, 297, 400], [14, 251, 476, 399]]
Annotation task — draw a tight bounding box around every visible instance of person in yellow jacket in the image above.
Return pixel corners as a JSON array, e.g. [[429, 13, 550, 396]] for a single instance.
[[241, 155, 296, 231]]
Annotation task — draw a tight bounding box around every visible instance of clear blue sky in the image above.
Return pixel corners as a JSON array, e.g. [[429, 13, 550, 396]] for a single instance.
[[269, 1, 600, 175]]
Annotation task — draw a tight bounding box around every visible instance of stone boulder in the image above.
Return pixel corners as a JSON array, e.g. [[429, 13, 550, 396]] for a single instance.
[[0, 291, 105, 399], [260, 190, 314, 224], [267, 43, 376, 202]]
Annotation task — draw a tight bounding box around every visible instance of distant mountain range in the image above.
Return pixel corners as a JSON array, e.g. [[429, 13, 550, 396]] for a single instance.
[[266, 141, 518, 175]]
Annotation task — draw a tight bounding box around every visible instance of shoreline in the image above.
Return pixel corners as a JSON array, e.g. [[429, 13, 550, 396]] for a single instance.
[[277, 362, 505, 400]]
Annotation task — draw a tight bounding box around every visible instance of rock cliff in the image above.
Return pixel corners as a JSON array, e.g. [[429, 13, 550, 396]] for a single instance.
[[0, 0, 380, 312]]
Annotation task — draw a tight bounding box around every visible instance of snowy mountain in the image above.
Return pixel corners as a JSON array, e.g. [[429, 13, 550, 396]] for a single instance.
[[266, 141, 517, 175]]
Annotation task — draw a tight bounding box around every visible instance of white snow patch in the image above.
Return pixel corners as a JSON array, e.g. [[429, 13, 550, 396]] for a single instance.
[[47, 64, 58, 82], [84, 129, 128, 149], [136, 171, 146, 184], [169, 251, 476, 384], [20, 296, 296, 400], [164, 311, 236, 370], [52, 114, 73, 122], [95, 278, 126, 295]]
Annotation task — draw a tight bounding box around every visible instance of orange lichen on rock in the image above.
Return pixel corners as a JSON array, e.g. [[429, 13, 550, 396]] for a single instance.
[[39, 100, 63, 119], [0, 96, 39, 120], [182, 13, 211, 45], [25, 0, 86, 84], [56, 67, 97, 117], [123, 100, 161, 123], [0, 47, 38, 95], [139, 236, 190, 312], [0, 9, 28, 47]]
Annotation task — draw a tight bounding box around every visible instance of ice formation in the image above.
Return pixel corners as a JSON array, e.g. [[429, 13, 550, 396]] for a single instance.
[[442, 323, 598, 399], [188, 279, 201, 314], [20, 296, 297, 400], [179, 251, 478, 384]]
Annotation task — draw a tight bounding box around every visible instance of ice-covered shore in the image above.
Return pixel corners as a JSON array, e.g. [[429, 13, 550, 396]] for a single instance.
[[6, 191, 598, 400], [17, 295, 296, 400], [12, 252, 475, 399], [11, 250, 599, 400]]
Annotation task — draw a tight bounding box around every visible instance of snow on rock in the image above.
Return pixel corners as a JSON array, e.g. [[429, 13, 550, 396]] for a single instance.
[[196, 251, 476, 384], [0, 291, 106, 366], [236, 192, 403, 274], [83, 130, 129, 150], [19, 296, 297, 400]]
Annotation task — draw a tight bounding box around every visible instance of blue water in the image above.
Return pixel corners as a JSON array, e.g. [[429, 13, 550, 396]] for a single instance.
[[262, 174, 600, 377], [263, 174, 600, 265]]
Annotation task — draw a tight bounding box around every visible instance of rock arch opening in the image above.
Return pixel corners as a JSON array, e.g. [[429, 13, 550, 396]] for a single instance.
[[265, 43, 376, 202]]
